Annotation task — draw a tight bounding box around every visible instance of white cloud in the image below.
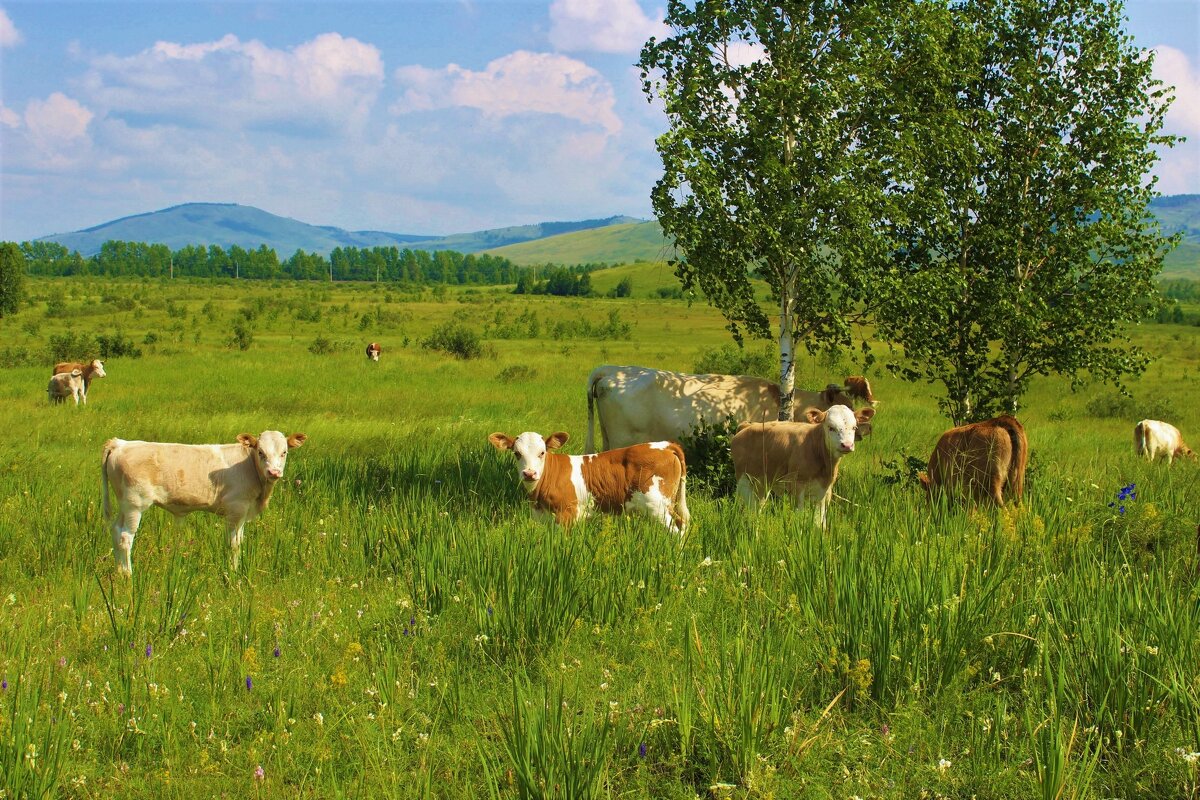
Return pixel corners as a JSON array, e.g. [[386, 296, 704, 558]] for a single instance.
[[79, 32, 384, 133], [1153, 45, 1200, 136], [25, 92, 93, 141], [0, 104, 19, 128], [0, 8, 21, 48], [392, 50, 622, 136], [549, 0, 666, 54]]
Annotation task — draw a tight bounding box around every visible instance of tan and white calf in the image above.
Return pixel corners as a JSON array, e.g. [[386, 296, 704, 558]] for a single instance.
[[52, 359, 106, 403], [731, 405, 875, 526], [47, 369, 84, 405], [1134, 419, 1194, 464], [489, 431, 690, 533], [102, 431, 307, 575], [919, 415, 1028, 505], [366, 342, 381, 362], [586, 364, 874, 453]]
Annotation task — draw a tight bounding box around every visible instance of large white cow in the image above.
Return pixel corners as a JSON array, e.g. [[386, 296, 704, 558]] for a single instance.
[[1133, 419, 1194, 464], [102, 430, 307, 575], [585, 365, 874, 453]]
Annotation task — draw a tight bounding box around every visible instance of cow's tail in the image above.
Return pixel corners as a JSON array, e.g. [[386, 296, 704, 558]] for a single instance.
[[585, 369, 604, 454], [101, 439, 119, 521], [669, 442, 690, 534], [1133, 420, 1148, 458], [995, 416, 1028, 503]]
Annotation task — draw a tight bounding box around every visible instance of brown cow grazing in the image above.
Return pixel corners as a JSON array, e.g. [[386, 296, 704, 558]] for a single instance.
[[1133, 419, 1194, 464], [47, 369, 84, 405], [366, 342, 381, 362], [52, 359, 106, 404], [731, 405, 876, 526], [919, 415, 1028, 505], [586, 364, 875, 452], [489, 431, 689, 534], [102, 430, 307, 575]]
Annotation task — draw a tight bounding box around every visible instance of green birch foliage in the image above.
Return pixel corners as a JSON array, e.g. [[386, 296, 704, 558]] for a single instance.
[[876, 0, 1179, 423], [0, 242, 25, 318], [638, 0, 917, 417]]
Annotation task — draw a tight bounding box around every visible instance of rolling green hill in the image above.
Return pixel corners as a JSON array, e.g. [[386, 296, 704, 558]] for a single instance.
[[484, 220, 676, 266]]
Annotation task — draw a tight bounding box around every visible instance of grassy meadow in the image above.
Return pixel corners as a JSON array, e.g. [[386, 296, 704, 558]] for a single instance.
[[1, 274, 1199, 799]]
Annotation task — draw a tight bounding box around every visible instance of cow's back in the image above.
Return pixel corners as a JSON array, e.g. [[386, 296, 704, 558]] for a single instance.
[[590, 365, 780, 450], [928, 421, 1014, 502], [105, 440, 253, 512]]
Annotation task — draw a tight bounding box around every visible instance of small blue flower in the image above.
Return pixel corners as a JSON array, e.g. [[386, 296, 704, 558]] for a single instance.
[[638, 742, 647, 758], [245, 676, 253, 691], [1119, 505, 1126, 514], [145, 644, 152, 658], [1, 678, 6, 691], [274, 646, 281, 658], [487, 606, 494, 617]]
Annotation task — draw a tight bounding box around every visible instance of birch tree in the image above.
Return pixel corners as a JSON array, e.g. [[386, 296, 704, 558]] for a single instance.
[[639, 0, 912, 420]]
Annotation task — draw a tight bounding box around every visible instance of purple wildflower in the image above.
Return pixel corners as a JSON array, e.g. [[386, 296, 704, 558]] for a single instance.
[[1, 678, 6, 691], [245, 676, 253, 691], [638, 742, 647, 758], [274, 646, 281, 658], [145, 644, 152, 658], [254, 764, 265, 782]]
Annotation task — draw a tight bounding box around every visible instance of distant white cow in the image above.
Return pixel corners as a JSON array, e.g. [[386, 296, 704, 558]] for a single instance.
[[1134, 419, 1194, 464], [102, 431, 307, 575], [585, 365, 874, 452], [52, 359, 106, 404], [47, 369, 84, 405]]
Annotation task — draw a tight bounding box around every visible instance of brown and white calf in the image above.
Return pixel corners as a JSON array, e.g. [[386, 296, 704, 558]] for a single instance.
[[919, 415, 1028, 505], [366, 342, 381, 362], [1134, 419, 1194, 464], [102, 430, 307, 575], [47, 369, 84, 405], [731, 405, 876, 526], [52, 359, 106, 403], [488, 431, 690, 534]]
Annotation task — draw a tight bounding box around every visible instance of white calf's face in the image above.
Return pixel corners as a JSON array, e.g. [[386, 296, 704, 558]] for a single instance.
[[239, 430, 308, 481], [489, 431, 569, 489], [91, 360, 106, 378], [816, 405, 860, 454]]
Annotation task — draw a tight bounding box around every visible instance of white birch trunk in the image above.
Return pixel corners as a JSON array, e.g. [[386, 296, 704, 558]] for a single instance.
[[778, 291, 796, 422]]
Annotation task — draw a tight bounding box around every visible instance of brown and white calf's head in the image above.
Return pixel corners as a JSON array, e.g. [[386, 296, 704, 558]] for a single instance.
[[366, 343, 381, 361], [88, 360, 107, 378], [489, 431, 569, 490], [237, 430, 308, 482], [806, 405, 875, 454]]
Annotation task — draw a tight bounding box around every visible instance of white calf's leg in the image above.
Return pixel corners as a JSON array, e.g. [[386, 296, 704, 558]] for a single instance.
[[113, 507, 143, 576], [228, 519, 246, 571], [736, 475, 767, 514]]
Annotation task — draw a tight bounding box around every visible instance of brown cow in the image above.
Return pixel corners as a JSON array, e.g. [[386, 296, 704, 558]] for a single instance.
[[366, 342, 381, 362], [731, 405, 876, 526], [102, 431, 307, 575], [489, 431, 689, 533], [47, 369, 84, 405], [919, 415, 1028, 505], [52, 359, 106, 404]]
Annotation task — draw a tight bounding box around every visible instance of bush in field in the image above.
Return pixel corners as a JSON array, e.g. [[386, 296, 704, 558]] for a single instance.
[[422, 321, 483, 359], [678, 416, 741, 497], [308, 335, 336, 355], [486, 307, 540, 340], [47, 332, 98, 363], [0, 346, 38, 368], [496, 365, 538, 383], [1085, 392, 1173, 421], [655, 286, 684, 299], [694, 343, 775, 379], [95, 332, 142, 359], [880, 450, 929, 488], [227, 322, 254, 351], [549, 310, 631, 341]]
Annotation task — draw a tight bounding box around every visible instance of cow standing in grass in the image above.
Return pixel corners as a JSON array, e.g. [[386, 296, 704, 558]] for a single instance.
[[919, 415, 1028, 505], [1133, 419, 1194, 464], [47, 369, 84, 405], [489, 431, 689, 534], [731, 405, 875, 527], [102, 431, 307, 575], [586, 364, 874, 453], [52, 359, 106, 404], [366, 342, 381, 362]]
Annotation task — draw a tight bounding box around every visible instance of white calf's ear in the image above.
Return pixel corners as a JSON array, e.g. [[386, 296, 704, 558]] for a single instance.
[[856, 407, 876, 423], [805, 409, 826, 424], [545, 432, 570, 450], [287, 433, 308, 448], [237, 433, 258, 448], [488, 433, 514, 451]]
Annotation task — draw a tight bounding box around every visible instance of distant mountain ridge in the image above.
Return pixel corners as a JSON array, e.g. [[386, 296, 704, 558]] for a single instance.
[[35, 202, 644, 257]]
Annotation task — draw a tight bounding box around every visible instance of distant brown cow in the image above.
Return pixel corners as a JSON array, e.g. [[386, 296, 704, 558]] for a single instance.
[[47, 369, 84, 405], [919, 415, 1028, 505], [52, 359, 106, 404], [366, 342, 381, 362]]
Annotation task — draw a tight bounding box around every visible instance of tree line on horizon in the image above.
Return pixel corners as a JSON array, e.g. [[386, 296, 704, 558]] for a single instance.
[[11, 240, 618, 292]]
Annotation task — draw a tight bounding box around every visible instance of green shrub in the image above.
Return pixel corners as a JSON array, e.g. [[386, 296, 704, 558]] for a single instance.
[[96, 332, 142, 359], [47, 331, 98, 363], [226, 322, 254, 351], [678, 415, 741, 497], [422, 321, 483, 359], [496, 365, 538, 383], [694, 343, 775, 379], [308, 335, 336, 355]]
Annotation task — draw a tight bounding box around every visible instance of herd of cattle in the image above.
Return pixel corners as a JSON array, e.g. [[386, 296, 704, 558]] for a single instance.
[[40, 350, 1196, 575]]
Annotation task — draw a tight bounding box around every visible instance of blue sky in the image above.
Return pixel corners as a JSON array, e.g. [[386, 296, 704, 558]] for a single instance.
[[0, 1, 1196, 242]]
